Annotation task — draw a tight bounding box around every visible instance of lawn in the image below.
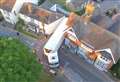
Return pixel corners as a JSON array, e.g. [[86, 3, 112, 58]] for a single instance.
[[0, 37, 52, 82]]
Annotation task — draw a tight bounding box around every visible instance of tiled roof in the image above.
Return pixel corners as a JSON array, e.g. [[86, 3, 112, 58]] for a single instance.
[[92, 14, 120, 37], [73, 16, 120, 63], [0, 0, 16, 11], [20, 3, 64, 24]]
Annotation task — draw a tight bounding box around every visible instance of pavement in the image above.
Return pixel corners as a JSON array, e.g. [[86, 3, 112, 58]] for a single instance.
[[0, 22, 36, 49]]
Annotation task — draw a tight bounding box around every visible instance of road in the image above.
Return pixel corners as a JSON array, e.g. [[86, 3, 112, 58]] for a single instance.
[[59, 46, 115, 82], [0, 23, 36, 49]]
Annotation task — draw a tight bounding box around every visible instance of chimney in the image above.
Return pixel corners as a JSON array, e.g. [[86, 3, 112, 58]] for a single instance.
[[66, 12, 76, 27], [27, 3, 32, 13]]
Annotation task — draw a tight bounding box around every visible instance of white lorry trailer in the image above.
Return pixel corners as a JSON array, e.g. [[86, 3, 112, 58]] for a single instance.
[[43, 17, 72, 68]]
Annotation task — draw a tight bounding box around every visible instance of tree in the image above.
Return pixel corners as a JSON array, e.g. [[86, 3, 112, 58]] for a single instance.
[[38, 0, 46, 6], [110, 59, 120, 79], [0, 37, 42, 82]]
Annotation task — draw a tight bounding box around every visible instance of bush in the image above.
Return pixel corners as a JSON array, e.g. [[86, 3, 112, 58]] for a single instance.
[[15, 18, 26, 31], [0, 37, 43, 82], [110, 59, 120, 79], [38, 0, 46, 6]]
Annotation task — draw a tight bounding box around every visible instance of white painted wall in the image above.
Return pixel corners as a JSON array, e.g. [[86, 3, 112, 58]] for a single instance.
[[94, 55, 111, 71], [19, 14, 64, 35], [12, 0, 38, 14], [0, 0, 38, 24], [0, 9, 16, 24], [9, 0, 38, 24], [19, 14, 50, 33]]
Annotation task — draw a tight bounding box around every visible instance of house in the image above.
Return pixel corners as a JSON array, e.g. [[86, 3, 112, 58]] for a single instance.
[[66, 16, 120, 71], [19, 3, 64, 35], [0, 0, 38, 24], [94, 49, 113, 71], [91, 13, 120, 39], [40, 0, 69, 16], [0, 0, 17, 24]]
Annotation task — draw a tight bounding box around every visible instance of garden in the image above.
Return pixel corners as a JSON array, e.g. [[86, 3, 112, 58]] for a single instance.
[[0, 37, 52, 82]]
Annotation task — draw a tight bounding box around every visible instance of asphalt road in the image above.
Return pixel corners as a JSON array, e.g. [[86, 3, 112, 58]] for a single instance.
[[59, 46, 115, 82]]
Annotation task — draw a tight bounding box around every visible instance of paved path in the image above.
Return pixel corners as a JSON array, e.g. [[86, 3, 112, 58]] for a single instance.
[[0, 23, 36, 49]]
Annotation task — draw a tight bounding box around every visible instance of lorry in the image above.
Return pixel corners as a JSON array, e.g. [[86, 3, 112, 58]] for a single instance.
[[43, 17, 72, 68]]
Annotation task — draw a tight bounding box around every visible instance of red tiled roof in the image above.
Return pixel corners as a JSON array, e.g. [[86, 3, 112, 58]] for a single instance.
[[20, 3, 64, 24], [73, 16, 120, 63]]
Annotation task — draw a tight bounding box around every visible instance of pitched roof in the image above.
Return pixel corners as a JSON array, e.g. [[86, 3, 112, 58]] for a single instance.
[[0, 0, 16, 11], [91, 14, 120, 37], [73, 16, 120, 63], [20, 3, 64, 24], [40, 0, 54, 10], [91, 14, 114, 29]]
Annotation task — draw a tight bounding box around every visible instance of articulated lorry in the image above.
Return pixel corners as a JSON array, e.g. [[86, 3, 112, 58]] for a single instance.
[[43, 17, 73, 68]]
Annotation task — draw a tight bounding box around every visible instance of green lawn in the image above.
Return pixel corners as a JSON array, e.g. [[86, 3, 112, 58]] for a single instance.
[[0, 37, 53, 82]]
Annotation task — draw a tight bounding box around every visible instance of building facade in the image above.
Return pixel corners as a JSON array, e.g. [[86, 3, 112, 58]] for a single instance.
[[0, 0, 38, 24], [19, 3, 64, 35]]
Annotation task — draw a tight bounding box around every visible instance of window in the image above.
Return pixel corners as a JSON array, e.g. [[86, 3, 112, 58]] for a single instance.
[[52, 57, 55, 60]]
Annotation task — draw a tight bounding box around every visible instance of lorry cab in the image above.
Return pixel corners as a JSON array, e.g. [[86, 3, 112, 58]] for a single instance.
[[44, 48, 59, 68]]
